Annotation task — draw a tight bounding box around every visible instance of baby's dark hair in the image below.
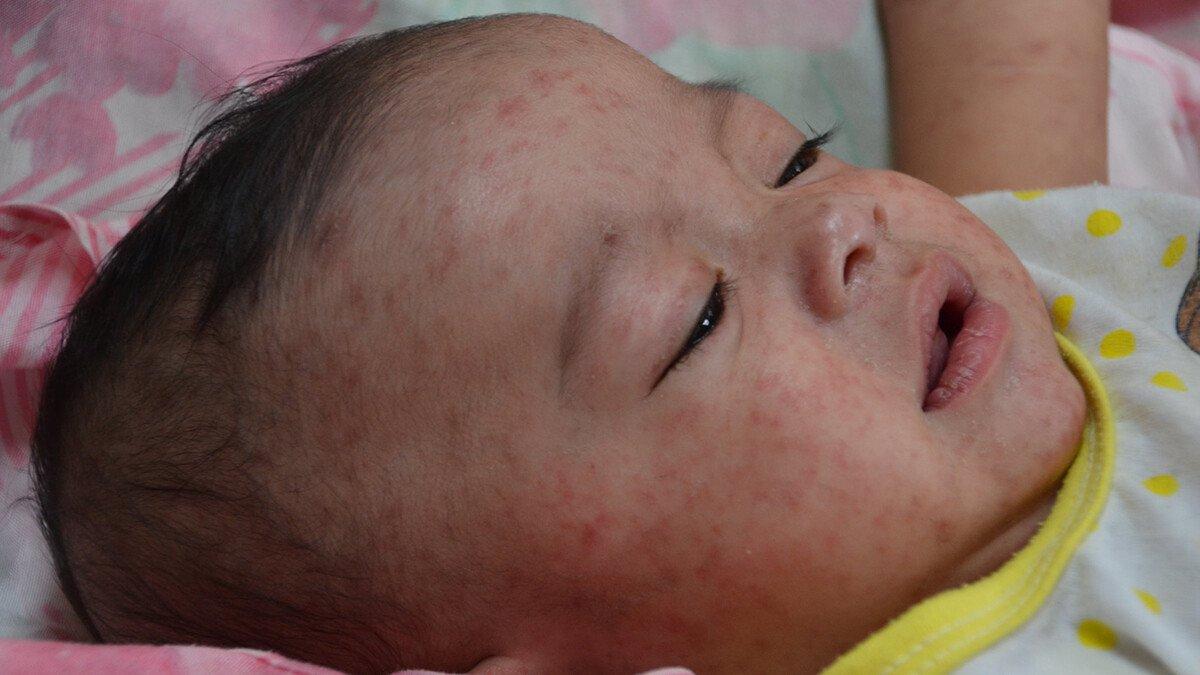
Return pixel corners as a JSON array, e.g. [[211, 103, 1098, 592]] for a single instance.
[[29, 15, 519, 673]]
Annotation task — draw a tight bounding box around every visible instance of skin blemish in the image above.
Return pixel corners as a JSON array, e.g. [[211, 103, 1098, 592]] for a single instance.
[[346, 282, 365, 313], [530, 68, 554, 95], [748, 408, 782, 430], [528, 68, 573, 97], [495, 94, 531, 124], [573, 81, 622, 113], [501, 202, 528, 238], [479, 150, 497, 170], [507, 138, 536, 155], [934, 519, 954, 543], [580, 522, 599, 548], [606, 86, 628, 106], [426, 239, 461, 282]]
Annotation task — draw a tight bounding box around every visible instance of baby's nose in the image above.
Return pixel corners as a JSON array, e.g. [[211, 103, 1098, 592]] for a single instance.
[[778, 195, 883, 319]]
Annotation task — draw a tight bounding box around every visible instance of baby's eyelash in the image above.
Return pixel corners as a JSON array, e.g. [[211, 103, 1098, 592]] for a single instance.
[[774, 125, 839, 188], [670, 273, 737, 371]]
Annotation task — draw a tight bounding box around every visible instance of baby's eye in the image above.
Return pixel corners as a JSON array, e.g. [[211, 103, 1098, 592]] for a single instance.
[[774, 126, 838, 188], [659, 274, 734, 383]]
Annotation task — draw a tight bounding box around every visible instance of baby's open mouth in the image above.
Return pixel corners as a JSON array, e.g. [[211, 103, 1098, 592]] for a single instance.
[[918, 260, 1012, 413], [925, 301, 965, 399]]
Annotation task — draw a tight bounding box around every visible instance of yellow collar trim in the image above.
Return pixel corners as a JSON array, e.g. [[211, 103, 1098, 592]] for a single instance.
[[823, 332, 1116, 674]]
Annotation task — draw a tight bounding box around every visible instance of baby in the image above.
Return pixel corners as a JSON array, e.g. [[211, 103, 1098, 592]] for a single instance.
[[29, 10, 1111, 675]]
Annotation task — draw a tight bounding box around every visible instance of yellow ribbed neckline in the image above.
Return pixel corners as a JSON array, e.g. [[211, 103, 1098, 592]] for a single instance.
[[823, 332, 1116, 674]]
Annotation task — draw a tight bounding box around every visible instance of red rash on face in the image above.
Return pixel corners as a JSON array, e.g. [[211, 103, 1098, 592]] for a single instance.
[[346, 281, 366, 313], [426, 238, 461, 282], [507, 138, 536, 155], [571, 82, 629, 113], [528, 68, 575, 97], [496, 94, 531, 123], [479, 150, 497, 170]]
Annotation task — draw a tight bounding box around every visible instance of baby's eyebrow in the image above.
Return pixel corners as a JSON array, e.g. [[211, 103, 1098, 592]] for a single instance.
[[692, 78, 744, 141]]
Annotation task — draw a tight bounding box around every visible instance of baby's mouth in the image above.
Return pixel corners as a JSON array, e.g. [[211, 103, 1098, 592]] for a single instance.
[[914, 253, 1014, 412], [925, 303, 963, 399]]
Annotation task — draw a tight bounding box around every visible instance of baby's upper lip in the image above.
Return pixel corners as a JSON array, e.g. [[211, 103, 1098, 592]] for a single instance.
[[911, 252, 976, 402]]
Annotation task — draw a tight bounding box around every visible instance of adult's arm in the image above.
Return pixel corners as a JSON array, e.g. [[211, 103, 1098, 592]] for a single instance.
[[879, 0, 1110, 196]]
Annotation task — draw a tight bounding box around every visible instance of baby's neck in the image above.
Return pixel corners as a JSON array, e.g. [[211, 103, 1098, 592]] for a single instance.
[[935, 481, 1061, 592]]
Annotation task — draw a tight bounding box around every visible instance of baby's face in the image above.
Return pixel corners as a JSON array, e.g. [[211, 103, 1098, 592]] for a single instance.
[[339, 18, 1087, 673]]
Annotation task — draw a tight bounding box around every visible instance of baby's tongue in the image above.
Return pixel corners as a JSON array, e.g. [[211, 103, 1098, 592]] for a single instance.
[[927, 328, 950, 394]]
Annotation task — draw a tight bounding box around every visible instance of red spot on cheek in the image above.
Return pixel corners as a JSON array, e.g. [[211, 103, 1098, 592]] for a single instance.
[[346, 282, 365, 312], [426, 241, 461, 281], [747, 408, 782, 430], [507, 138, 536, 154], [934, 519, 954, 543], [580, 523, 598, 548], [480, 150, 497, 170], [501, 209, 524, 238], [496, 95, 530, 124]]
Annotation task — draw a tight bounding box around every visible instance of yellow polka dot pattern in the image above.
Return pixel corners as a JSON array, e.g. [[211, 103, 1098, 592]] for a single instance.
[[1151, 371, 1188, 391], [1078, 619, 1118, 650], [1051, 295, 1075, 331], [1087, 209, 1123, 237], [1143, 474, 1179, 496], [1134, 589, 1162, 614], [1161, 235, 1187, 268], [1099, 329, 1136, 359], [1000, 201, 1190, 665]]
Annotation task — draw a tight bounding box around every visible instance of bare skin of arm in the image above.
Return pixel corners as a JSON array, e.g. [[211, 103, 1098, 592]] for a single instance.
[[880, 0, 1110, 196]]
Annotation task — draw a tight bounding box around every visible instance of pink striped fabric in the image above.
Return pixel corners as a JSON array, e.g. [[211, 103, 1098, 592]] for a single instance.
[[0, 203, 125, 466]]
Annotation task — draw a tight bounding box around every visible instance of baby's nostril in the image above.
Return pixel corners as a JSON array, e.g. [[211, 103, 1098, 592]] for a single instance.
[[844, 246, 872, 286]]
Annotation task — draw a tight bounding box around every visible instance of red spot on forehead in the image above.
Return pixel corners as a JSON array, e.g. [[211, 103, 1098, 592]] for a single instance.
[[496, 95, 531, 124], [530, 69, 554, 93], [528, 68, 574, 97], [507, 138, 536, 154]]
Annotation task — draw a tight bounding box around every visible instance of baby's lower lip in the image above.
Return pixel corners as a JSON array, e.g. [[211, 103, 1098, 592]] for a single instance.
[[923, 296, 1010, 413]]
